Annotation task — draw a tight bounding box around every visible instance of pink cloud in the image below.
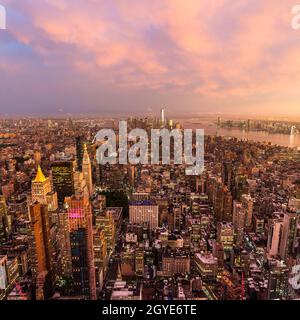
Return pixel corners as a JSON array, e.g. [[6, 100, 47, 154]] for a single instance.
[[2, 0, 300, 115]]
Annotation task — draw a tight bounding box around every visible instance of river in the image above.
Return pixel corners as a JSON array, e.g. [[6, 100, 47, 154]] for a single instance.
[[180, 120, 300, 149]]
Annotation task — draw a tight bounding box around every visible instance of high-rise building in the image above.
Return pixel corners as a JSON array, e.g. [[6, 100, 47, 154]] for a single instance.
[[267, 261, 289, 300], [129, 201, 159, 230], [232, 201, 246, 246], [279, 212, 300, 259], [95, 211, 116, 257], [217, 222, 234, 251], [51, 161, 75, 205], [31, 166, 58, 211], [74, 171, 87, 196], [267, 218, 283, 257], [29, 203, 53, 279], [65, 194, 96, 299], [212, 241, 224, 271], [215, 184, 233, 222], [93, 226, 107, 290], [82, 144, 93, 196], [222, 162, 233, 190], [76, 136, 85, 172], [241, 194, 253, 228]]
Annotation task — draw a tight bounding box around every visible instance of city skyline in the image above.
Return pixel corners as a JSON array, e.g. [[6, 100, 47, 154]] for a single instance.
[[0, 116, 299, 301], [1, 1, 300, 117]]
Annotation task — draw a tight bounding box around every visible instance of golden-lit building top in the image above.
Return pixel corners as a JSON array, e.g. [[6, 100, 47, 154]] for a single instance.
[[33, 165, 47, 183]]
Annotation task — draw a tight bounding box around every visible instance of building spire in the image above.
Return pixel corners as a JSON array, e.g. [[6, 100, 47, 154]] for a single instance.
[[83, 143, 91, 164], [33, 165, 47, 183]]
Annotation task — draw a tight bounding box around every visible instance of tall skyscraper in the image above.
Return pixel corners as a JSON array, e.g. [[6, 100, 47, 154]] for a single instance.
[[279, 212, 300, 259], [31, 165, 57, 211], [29, 203, 53, 278], [82, 144, 93, 196], [217, 222, 234, 251], [56, 210, 73, 278], [74, 171, 87, 195], [232, 201, 246, 246], [32, 166, 51, 202], [95, 211, 116, 257], [241, 194, 253, 228], [267, 218, 283, 257], [51, 161, 75, 205], [267, 261, 289, 300], [65, 194, 96, 299], [76, 136, 85, 172]]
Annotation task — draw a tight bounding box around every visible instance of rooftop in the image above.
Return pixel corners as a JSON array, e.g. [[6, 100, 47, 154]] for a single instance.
[[33, 165, 47, 183]]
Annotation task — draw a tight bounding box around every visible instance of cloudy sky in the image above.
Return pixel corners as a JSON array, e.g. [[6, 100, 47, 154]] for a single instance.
[[1, 0, 300, 117]]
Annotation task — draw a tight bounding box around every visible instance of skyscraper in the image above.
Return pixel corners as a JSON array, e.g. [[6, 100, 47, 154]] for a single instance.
[[76, 136, 85, 172], [267, 218, 283, 257], [232, 201, 246, 246], [82, 144, 93, 196], [65, 194, 96, 299], [29, 203, 53, 278], [241, 194, 253, 228], [31, 166, 51, 202], [31, 166, 58, 211], [95, 210, 116, 257], [217, 222, 234, 251], [51, 161, 75, 205], [279, 212, 300, 259], [267, 261, 289, 300]]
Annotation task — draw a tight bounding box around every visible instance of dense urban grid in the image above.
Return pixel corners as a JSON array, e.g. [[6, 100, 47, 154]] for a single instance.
[[0, 112, 299, 301]]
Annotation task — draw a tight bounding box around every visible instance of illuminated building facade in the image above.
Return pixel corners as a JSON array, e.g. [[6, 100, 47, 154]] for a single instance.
[[162, 250, 190, 276], [232, 201, 246, 246], [76, 136, 85, 172], [93, 226, 107, 290], [241, 194, 253, 228], [82, 144, 93, 196], [95, 211, 116, 256], [31, 166, 58, 211], [65, 194, 96, 300], [194, 253, 218, 282], [217, 222, 234, 251], [29, 203, 53, 275], [51, 161, 75, 205], [129, 201, 159, 230], [279, 212, 300, 259], [267, 262, 289, 300]]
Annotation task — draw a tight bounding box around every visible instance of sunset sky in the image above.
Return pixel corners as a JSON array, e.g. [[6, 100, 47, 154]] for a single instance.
[[1, 0, 300, 117]]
